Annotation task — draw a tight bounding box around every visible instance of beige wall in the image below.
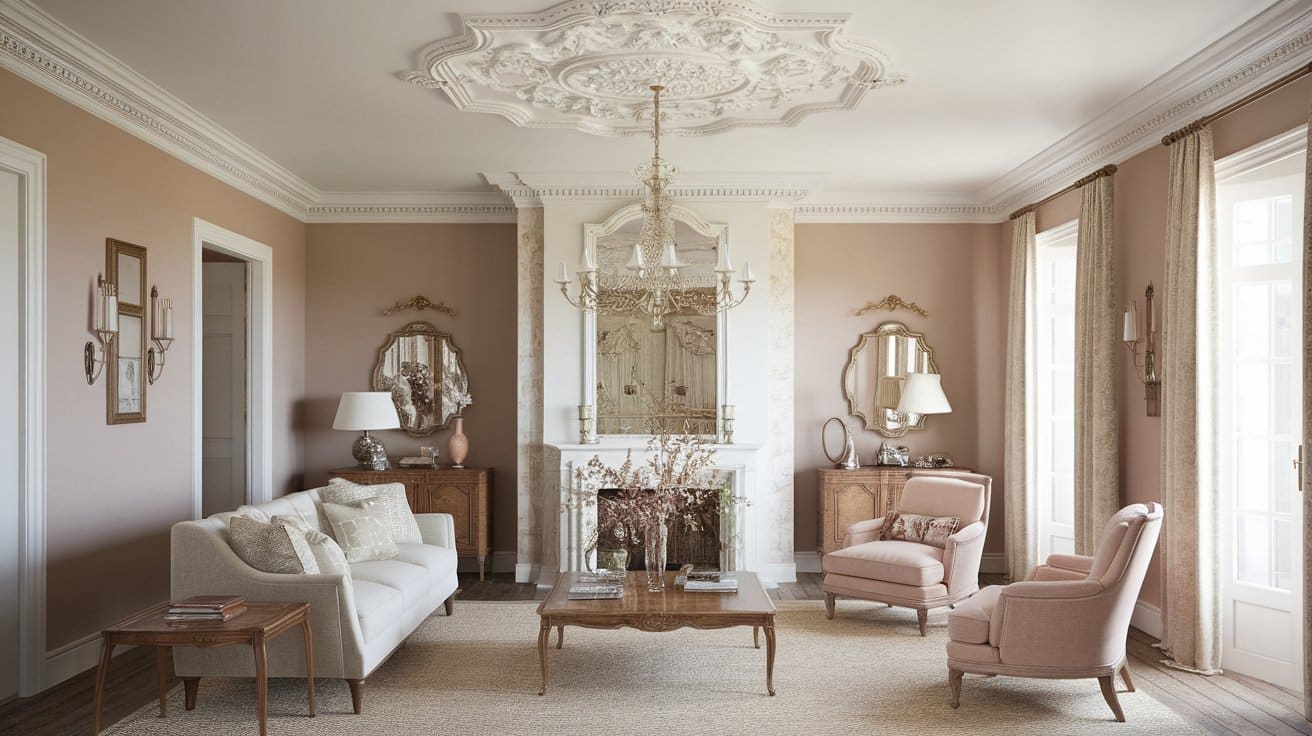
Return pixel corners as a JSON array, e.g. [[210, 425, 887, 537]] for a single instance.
[[794, 222, 1009, 556], [0, 68, 307, 649], [302, 223, 518, 561], [1030, 75, 1312, 609]]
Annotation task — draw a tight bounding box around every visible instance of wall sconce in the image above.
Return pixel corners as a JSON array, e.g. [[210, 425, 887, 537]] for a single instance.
[[84, 275, 118, 384], [146, 285, 174, 384], [1122, 282, 1161, 417]]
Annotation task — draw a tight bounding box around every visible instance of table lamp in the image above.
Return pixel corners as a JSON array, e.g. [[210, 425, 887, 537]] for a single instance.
[[896, 373, 952, 417], [333, 391, 400, 470]]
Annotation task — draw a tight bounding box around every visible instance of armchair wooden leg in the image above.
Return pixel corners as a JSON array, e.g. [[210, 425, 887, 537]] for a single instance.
[[824, 593, 836, 620], [916, 609, 928, 636], [182, 677, 199, 711], [1119, 663, 1136, 692], [948, 669, 963, 709], [1097, 675, 1126, 722], [443, 594, 455, 616], [346, 679, 364, 715]]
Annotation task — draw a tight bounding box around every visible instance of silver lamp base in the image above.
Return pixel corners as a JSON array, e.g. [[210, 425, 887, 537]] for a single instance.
[[352, 430, 390, 471]]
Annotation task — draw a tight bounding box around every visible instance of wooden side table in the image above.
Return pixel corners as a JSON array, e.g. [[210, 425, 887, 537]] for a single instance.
[[93, 601, 314, 736]]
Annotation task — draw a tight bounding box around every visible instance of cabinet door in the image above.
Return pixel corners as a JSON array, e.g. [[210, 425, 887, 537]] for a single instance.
[[825, 480, 881, 553], [426, 482, 476, 551]]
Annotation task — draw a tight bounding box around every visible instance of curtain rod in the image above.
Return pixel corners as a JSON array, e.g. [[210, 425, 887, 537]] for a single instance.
[[1162, 62, 1312, 146], [1007, 164, 1117, 221]]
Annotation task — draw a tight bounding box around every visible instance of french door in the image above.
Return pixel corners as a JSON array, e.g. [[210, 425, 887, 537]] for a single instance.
[[1217, 143, 1304, 690]]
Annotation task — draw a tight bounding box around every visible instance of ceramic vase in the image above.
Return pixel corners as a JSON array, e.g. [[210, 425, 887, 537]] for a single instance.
[[448, 417, 469, 468], [644, 520, 668, 592]]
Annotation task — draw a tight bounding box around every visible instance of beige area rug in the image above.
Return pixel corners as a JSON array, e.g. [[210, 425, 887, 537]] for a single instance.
[[107, 601, 1200, 735]]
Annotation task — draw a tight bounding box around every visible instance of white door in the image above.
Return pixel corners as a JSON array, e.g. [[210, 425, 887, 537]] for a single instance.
[[0, 167, 20, 701], [1035, 222, 1078, 561], [201, 259, 248, 518], [1217, 145, 1304, 691]]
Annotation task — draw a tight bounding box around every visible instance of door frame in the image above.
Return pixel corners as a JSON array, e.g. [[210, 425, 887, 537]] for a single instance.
[[191, 218, 272, 517], [1, 135, 47, 697]]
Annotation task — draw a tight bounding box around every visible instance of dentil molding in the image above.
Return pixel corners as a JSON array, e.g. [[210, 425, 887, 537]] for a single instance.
[[402, 0, 905, 136]]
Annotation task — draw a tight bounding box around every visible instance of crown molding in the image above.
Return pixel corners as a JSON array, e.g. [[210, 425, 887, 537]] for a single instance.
[[794, 193, 998, 223], [306, 191, 516, 223], [979, 0, 1312, 214], [487, 170, 824, 207]]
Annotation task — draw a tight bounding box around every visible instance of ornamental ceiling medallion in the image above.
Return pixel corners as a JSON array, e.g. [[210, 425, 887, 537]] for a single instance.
[[401, 0, 906, 136]]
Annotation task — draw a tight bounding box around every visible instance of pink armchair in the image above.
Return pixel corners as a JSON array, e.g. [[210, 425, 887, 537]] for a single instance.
[[822, 471, 992, 635], [945, 503, 1163, 722]]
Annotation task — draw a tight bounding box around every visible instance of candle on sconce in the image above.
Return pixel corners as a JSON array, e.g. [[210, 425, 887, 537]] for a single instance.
[[581, 249, 596, 272], [740, 260, 755, 283], [93, 280, 104, 331], [163, 299, 174, 339], [1122, 302, 1138, 342], [105, 289, 118, 329], [715, 242, 734, 272], [556, 262, 570, 284], [721, 404, 735, 420]]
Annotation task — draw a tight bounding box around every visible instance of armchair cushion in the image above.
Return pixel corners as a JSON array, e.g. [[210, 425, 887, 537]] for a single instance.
[[880, 511, 960, 548], [822, 540, 944, 587], [946, 585, 1001, 644]]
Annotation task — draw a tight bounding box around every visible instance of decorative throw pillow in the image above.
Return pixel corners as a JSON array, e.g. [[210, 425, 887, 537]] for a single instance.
[[322, 499, 400, 563], [227, 516, 321, 574], [323, 479, 421, 544], [272, 515, 351, 578], [879, 511, 961, 549]]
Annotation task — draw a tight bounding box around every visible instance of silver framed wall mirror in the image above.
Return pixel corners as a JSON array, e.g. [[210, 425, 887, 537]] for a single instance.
[[371, 321, 470, 436], [842, 321, 939, 437], [106, 238, 147, 424]]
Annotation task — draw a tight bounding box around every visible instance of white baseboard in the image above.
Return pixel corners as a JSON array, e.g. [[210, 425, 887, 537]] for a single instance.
[[765, 562, 796, 586], [515, 562, 540, 584], [1131, 600, 1163, 640], [43, 633, 131, 692], [794, 552, 821, 574]]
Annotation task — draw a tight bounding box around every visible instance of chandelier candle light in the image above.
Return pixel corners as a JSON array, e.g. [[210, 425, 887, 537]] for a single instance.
[[555, 85, 754, 328]]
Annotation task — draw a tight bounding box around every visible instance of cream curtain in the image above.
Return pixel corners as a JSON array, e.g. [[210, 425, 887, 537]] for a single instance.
[[1301, 104, 1311, 720], [1073, 174, 1121, 554], [1160, 127, 1222, 675], [1004, 211, 1037, 582]]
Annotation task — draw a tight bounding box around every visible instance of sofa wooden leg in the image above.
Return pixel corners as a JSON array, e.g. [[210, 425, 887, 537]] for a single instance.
[[346, 679, 364, 715], [1119, 663, 1136, 692], [948, 669, 963, 709], [917, 609, 928, 636], [1097, 675, 1126, 722], [824, 593, 836, 620], [182, 678, 199, 711], [443, 595, 455, 617]]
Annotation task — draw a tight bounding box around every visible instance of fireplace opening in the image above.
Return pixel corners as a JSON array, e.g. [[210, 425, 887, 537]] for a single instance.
[[596, 488, 721, 570]]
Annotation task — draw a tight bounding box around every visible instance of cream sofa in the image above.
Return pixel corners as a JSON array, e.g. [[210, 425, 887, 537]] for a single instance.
[[170, 487, 459, 713]]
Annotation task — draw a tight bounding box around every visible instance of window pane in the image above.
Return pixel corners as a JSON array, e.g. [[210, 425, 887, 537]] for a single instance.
[[1272, 438, 1296, 515], [1234, 362, 1271, 435], [1234, 437, 1271, 511], [1235, 512, 1270, 586], [1232, 199, 1269, 245], [1052, 473, 1073, 524], [1232, 282, 1271, 359], [1273, 517, 1294, 592]]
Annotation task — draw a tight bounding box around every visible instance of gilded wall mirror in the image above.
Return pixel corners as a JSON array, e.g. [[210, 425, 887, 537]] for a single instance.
[[590, 211, 724, 436], [107, 238, 147, 424], [371, 321, 470, 436], [842, 321, 938, 437]]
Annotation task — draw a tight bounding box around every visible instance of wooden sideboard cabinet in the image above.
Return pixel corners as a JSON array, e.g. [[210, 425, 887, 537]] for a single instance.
[[332, 467, 492, 580], [817, 466, 974, 556]]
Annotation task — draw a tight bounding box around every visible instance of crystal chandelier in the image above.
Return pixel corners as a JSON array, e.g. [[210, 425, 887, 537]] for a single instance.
[[555, 85, 754, 328]]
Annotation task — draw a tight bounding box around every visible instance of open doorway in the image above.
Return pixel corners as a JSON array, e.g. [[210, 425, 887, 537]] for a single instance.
[[201, 248, 249, 517], [0, 156, 21, 703]]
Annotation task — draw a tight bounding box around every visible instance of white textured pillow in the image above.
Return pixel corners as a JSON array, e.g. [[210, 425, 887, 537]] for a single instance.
[[322, 499, 399, 563], [228, 516, 320, 574], [324, 479, 421, 544], [272, 515, 351, 578]]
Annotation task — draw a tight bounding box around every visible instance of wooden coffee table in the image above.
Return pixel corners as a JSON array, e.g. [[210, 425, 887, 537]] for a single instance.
[[536, 571, 777, 696], [93, 601, 314, 736]]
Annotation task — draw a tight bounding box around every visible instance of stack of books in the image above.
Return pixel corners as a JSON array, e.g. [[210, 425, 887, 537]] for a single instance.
[[567, 571, 626, 600], [165, 595, 247, 623], [676, 568, 739, 592]]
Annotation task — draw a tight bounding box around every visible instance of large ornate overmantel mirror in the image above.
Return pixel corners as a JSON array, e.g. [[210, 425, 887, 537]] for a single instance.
[[371, 321, 470, 436], [582, 204, 729, 438], [842, 321, 939, 437]]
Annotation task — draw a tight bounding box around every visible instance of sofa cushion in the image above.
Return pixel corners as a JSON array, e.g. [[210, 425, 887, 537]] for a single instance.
[[323, 500, 400, 563], [324, 478, 422, 544], [351, 580, 404, 644], [275, 515, 352, 579], [947, 585, 1001, 644], [349, 559, 430, 609], [822, 540, 944, 587], [394, 542, 457, 590], [226, 516, 320, 574]]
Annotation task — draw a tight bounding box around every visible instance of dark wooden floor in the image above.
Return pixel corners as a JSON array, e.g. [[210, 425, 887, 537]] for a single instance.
[[3, 572, 1306, 736]]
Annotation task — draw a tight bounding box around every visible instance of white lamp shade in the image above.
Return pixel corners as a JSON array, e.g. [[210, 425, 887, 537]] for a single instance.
[[896, 373, 952, 415], [333, 391, 401, 431]]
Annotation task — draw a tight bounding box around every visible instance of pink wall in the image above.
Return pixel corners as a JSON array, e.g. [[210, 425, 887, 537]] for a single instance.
[[794, 223, 1009, 556], [0, 68, 307, 649], [1031, 75, 1312, 609], [302, 223, 519, 559]]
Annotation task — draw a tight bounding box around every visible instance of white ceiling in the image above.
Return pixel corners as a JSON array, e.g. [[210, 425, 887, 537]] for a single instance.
[[25, 0, 1282, 200]]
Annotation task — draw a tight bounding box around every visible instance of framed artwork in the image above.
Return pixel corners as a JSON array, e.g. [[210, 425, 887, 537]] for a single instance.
[[106, 238, 147, 424]]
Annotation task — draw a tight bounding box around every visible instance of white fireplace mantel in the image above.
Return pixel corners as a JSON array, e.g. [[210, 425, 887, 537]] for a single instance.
[[548, 438, 774, 586]]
